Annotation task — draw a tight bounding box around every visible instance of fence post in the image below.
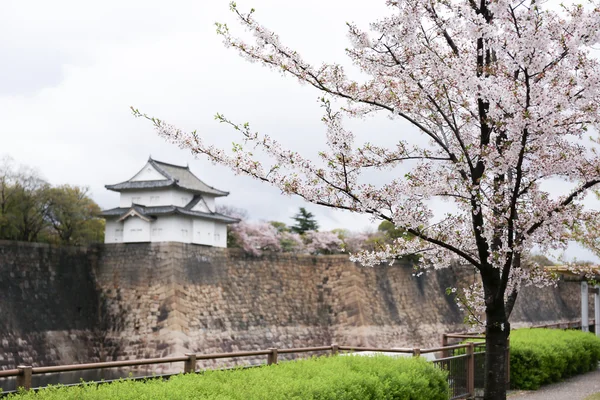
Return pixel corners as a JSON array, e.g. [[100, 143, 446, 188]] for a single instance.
[[412, 348, 420, 357], [184, 353, 197, 374], [16, 365, 32, 391], [467, 342, 475, 398], [441, 334, 448, 358], [267, 348, 278, 365], [331, 343, 339, 356]]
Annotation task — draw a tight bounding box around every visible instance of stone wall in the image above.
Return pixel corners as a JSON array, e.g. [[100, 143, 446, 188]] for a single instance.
[[93, 243, 473, 371], [0, 240, 592, 378], [0, 241, 101, 368]]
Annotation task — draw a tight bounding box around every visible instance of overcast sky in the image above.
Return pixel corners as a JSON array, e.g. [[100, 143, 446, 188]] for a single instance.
[[1, 0, 598, 262]]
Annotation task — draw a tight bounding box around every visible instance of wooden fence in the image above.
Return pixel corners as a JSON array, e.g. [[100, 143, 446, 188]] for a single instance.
[[2, 320, 590, 398], [0, 342, 483, 399], [438, 317, 592, 396]]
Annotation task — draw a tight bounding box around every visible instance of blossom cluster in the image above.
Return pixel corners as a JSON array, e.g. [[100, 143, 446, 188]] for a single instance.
[[228, 220, 371, 256]]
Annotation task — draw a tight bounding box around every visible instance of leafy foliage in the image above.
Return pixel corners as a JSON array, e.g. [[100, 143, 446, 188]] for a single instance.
[[509, 329, 600, 390], [45, 185, 104, 245], [0, 156, 103, 245], [6, 355, 448, 400]]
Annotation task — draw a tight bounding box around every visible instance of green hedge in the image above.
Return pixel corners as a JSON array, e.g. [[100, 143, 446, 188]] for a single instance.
[[6, 355, 448, 400], [510, 329, 600, 390]]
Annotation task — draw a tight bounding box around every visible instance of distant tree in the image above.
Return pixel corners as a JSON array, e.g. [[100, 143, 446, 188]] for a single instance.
[[230, 221, 281, 256], [377, 221, 410, 241], [0, 156, 104, 245], [269, 221, 305, 251], [304, 230, 343, 255], [269, 221, 289, 233], [0, 156, 18, 239], [278, 231, 304, 252], [290, 207, 319, 234], [46, 185, 104, 245], [215, 204, 249, 220], [527, 254, 556, 267], [10, 166, 51, 242], [332, 228, 369, 253]]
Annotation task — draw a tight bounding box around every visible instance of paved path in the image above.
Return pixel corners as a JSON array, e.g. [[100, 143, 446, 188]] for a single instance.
[[508, 369, 600, 400]]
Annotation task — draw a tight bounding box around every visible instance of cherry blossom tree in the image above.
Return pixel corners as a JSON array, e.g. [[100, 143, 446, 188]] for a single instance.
[[134, 1, 600, 398], [230, 221, 281, 256], [304, 230, 344, 254], [278, 230, 305, 252], [333, 229, 370, 253]]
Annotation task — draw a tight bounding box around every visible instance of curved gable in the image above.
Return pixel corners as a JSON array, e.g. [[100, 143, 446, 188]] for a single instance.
[[130, 162, 169, 182]]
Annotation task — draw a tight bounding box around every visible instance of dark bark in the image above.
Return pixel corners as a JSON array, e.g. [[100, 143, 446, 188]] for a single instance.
[[483, 282, 511, 400]]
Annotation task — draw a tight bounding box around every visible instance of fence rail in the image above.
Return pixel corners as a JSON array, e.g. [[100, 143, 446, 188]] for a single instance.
[[8, 320, 583, 397], [1, 341, 483, 398]]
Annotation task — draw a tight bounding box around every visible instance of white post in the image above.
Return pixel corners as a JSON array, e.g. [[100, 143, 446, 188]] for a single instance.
[[582, 281, 589, 332], [595, 285, 600, 337]]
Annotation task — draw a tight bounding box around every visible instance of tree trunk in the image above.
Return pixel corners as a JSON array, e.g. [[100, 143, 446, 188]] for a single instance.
[[484, 298, 510, 400]]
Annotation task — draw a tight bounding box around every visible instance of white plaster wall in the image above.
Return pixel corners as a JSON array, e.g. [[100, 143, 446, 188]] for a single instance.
[[214, 223, 227, 248], [118, 189, 196, 208], [175, 193, 194, 208], [104, 220, 124, 243], [123, 218, 151, 242], [119, 189, 179, 207], [150, 215, 192, 243], [149, 217, 169, 242], [174, 215, 193, 243], [192, 219, 215, 246], [107, 215, 227, 246], [130, 163, 165, 181], [202, 196, 215, 212], [191, 197, 210, 213]]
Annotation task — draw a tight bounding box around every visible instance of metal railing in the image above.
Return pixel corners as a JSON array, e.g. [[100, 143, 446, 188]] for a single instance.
[[0, 342, 484, 398], [439, 317, 593, 394]]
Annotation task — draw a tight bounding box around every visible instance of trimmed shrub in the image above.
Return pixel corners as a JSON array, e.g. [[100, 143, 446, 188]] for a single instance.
[[510, 329, 600, 390], [6, 355, 448, 400]]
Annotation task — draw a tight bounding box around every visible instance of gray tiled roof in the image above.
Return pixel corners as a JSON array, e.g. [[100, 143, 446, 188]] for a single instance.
[[101, 204, 240, 224], [105, 180, 174, 191], [105, 158, 229, 197]]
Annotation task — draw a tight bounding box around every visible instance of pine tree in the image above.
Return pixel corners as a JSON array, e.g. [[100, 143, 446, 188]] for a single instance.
[[290, 207, 319, 234]]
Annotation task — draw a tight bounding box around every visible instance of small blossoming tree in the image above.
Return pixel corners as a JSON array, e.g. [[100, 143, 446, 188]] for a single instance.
[[304, 230, 344, 254], [230, 221, 281, 256], [134, 1, 600, 398]]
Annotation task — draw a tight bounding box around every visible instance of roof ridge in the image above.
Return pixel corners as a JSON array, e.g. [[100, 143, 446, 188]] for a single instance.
[[148, 159, 176, 181], [183, 168, 229, 196], [150, 158, 190, 170]]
